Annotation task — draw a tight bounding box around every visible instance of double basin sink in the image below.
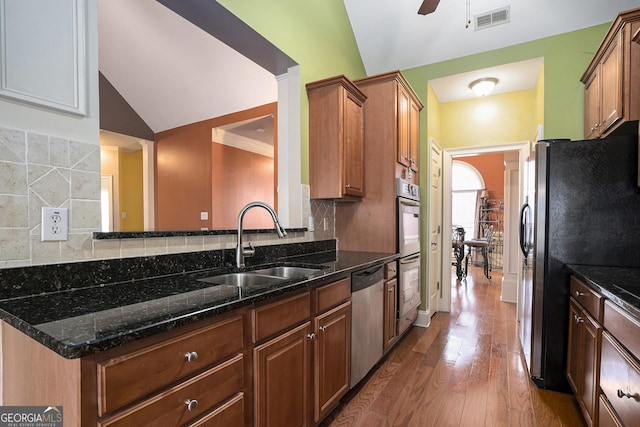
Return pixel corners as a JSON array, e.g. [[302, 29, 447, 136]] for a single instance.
[[197, 266, 326, 289]]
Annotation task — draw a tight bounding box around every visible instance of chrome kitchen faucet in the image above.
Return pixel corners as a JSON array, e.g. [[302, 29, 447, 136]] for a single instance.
[[235, 202, 287, 268]]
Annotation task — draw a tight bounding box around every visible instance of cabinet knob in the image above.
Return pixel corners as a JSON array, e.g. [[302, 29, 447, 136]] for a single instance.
[[185, 351, 199, 362], [574, 291, 585, 297], [185, 399, 198, 411], [307, 333, 316, 340], [573, 314, 584, 323], [345, 184, 351, 189], [319, 326, 327, 332]]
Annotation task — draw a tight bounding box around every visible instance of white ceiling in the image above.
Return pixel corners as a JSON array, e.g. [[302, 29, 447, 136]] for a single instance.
[[98, 0, 277, 134], [98, 0, 640, 135], [344, 0, 639, 74]]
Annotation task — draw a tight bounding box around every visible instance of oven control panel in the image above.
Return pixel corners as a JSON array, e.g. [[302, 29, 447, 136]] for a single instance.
[[396, 178, 420, 201]]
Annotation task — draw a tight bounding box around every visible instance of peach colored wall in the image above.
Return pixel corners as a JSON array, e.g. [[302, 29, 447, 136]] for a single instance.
[[459, 153, 505, 200], [155, 103, 277, 230], [212, 144, 275, 229]]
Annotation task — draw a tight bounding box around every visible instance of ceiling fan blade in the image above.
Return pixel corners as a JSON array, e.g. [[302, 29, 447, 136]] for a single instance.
[[418, 0, 440, 15]]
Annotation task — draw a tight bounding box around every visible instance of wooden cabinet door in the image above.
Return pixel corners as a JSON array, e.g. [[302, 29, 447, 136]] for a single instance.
[[567, 298, 602, 427], [584, 70, 601, 139], [600, 31, 623, 134], [383, 278, 398, 352], [254, 322, 312, 427], [581, 312, 602, 425], [343, 91, 365, 197], [314, 302, 351, 422], [567, 299, 582, 395], [397, 85, 411, 168], [409, 100, 420, 173]]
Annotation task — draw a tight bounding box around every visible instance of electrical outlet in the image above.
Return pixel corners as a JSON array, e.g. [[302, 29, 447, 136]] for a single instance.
[[323, 218, 329, 231], [41, 207, 68, 241]]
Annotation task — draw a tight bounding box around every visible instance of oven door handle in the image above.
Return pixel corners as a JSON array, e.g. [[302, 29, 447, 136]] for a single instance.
[[399, 198, 420, 207], [400, 254, 420, 264]]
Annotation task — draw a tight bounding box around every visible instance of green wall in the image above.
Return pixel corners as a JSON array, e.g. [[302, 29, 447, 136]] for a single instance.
[[403, 23, 609, 151], [217, 0, 610, 184], [218, 0, 366, 184]]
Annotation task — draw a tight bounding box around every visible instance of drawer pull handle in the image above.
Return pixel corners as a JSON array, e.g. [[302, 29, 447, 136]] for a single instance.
[[573, 314, 584, 323], [319, 326, 327, 332], [185, 399, 198, 411], [307, 333, 316, 340], [575, 291, 585, 297], [185, 351, 199, 362], [617, 389, 640, 400]]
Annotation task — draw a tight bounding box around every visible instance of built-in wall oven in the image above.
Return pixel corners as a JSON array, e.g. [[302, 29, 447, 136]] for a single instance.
[[396, 179, 421, 335]]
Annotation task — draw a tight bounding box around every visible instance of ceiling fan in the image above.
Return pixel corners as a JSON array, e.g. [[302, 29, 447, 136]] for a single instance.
[[417, 0, 440, 15]]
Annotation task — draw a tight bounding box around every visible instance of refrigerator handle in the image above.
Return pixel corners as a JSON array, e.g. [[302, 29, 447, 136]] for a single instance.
[[519, 203, 529, 258]]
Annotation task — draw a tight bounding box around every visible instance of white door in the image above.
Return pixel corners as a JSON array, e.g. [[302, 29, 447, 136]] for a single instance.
[[429, 138, 443, 316]]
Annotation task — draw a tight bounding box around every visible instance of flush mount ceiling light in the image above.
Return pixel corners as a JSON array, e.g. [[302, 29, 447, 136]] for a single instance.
[[469, 77, 498, 97]]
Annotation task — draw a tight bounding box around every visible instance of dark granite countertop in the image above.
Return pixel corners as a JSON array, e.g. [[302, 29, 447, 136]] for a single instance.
[[0, 249, 396, 359], [566, 264, 640, 319]]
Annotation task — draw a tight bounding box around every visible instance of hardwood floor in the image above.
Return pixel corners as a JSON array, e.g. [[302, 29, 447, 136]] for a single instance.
[[320, 267, 586, 427]]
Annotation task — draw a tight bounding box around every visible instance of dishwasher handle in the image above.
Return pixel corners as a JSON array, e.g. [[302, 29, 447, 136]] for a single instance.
[[351, 264, 384, 292]]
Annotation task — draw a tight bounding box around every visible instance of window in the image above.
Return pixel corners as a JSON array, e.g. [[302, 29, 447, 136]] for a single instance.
[[452, 161, 485, 239]]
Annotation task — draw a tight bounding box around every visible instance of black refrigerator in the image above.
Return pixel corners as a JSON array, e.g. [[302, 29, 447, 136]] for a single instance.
[[518, 133, 640, 392]]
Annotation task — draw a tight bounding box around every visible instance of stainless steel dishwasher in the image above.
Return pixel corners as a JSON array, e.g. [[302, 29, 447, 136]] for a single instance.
[[350, 263, 384, 388]]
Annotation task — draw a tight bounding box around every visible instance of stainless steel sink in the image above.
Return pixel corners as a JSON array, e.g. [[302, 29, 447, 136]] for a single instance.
[[198, 273, 286, 287], [251, 266, 324, 279]]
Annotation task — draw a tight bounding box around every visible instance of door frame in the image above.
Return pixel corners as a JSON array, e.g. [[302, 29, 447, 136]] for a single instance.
[[440, 141, 530, 311], [428, 137, 442, 317]]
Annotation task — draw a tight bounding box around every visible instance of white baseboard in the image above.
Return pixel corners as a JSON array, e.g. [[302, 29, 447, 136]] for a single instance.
[[414, 309, 430, 328], [501, 274, 518, 303]]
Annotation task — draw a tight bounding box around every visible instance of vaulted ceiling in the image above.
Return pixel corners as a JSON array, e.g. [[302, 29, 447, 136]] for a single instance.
[[99, 0, 640, 136]]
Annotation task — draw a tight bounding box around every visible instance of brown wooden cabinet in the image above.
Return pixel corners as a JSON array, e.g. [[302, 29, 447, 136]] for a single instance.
[[313, 301, 351, 422], [335, 71, 423, 254], [581, 8, 640, 138], [599, 300, 640, 427], [313, 278, 351, 423], [355, 71, 423, 181], [568, 274, 640, 427], [397, 85, 421, 173], [383, 261, 398, 352], [567, 299, 602, 427], [253, 279, 352, 427], [307, 75, 367, 200], [254, 321, 312, 427], [253, 291, 313, 427], [2, 277, 356, 427], [566, 276, 604, 427]]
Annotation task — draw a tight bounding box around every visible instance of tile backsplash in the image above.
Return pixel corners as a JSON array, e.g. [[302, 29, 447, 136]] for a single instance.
[[0, 125, 336, 268]]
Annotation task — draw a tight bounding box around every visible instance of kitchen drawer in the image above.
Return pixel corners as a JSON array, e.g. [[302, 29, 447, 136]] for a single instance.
[[600, 332, 640, 426], [252, 291, 311, 343], [384, 261, 397, 280], [315, 278, 350, 314], [604, 299, 640, 357], [599, 394, 624, 427], [188, 393, 245, 427], [570, 276, 604, 322], [98, 354, 244, 427], [97, 315, 243, 416]]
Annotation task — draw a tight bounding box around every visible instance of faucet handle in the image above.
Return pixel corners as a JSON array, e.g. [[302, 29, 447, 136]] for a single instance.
[[243, 242, 255, 258]]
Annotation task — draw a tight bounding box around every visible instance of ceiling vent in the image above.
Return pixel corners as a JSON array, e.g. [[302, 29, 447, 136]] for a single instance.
[[474, 6, 510, 31]]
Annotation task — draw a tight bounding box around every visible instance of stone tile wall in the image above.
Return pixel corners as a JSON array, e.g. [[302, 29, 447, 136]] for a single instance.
[[0, 125, 335, 268]]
